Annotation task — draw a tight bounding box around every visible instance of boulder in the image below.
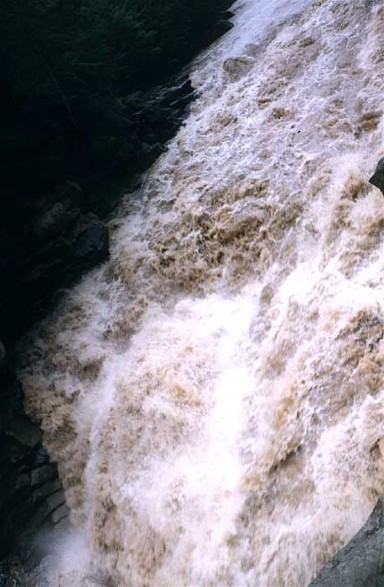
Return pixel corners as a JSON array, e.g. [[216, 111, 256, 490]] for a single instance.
[[223, 56, 256, 82], [32, 201, 80, 242], [310, 498, 384, 586], [51, 504, 69, 526], [369, 158, 384, 195], [48, 181, 84, 207], [45, 490, 66, 512], [32, 479, 62, 504], [69, 212, 109, 271], [31, 465, 57, 488]]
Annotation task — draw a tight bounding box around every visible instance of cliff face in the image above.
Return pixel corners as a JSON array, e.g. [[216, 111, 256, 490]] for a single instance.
[[0, 73, 196, 581], [0, 0, 234, 342], [0, 348, 66, 563], [0, 0, 234, 571], [311, 498, 384, 587], [0, 78, 196, 344]]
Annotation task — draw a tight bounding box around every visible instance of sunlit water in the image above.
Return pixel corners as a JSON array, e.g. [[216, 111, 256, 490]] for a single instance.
[[18, 0, 384, 584]]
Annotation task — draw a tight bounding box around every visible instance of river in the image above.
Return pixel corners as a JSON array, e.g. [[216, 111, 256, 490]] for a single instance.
[[19, 0, 384, 584]]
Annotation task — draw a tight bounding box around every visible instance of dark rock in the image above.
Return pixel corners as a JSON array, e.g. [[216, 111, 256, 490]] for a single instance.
[[32, 201, 80, 242], [160, 78, 195, 109], [369, 158, 384, 195], [0, 556, 24, 587], [45, 490, 65, 512], [32, 479, 62, 504], [0, 390, 63, 557], [310, 498, 384, 587], [221, 10, 235, 19], [0, 462, 63, 554], [13, 381, 24, 403], [69, 213, 109, 270], [0, 4, 239, 579], [22, 501, 55, 537], [5, 416, 42, 448], [5, 210, 109, 334], [51, 504, 69, 525], [15, 474, 30, 491], [0, 435, 33, 465], [30, 465, 57, 487], [223, 56, 255, 82], [32, 445, 50, 467], [210, 19, 234, 42], [48, 181, 84, 207], [53, 515, 70, 531], [218, 0, 235, 8], [0, 464, 29, 506]]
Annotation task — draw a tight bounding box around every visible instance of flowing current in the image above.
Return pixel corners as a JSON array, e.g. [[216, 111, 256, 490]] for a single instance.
[[19, 0, 384, 584]]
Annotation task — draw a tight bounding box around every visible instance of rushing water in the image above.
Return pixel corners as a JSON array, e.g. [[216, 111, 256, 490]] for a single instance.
[[18, 0, 384, 584]]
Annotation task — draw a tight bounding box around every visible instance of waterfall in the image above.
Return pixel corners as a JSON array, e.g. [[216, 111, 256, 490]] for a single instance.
[[18, 0, 384, 584]]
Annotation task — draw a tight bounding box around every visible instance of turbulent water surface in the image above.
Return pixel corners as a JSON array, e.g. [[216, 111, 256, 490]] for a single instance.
[[19, 0, 384, 584]]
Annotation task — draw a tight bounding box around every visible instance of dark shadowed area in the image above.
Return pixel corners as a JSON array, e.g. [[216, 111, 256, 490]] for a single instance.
[[0, 0, 233, 341]]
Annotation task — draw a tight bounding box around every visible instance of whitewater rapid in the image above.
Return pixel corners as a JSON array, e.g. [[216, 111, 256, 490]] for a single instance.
[[19, 0, 384, 584]]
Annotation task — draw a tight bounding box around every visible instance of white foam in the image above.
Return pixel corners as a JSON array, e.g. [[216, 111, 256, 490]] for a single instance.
[[18, 0, 384, 584]]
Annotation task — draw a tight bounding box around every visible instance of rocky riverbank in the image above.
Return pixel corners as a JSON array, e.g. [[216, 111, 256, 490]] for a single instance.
[[310, 498, 384, 587], [0, 344, 67, 574], [0, 3, 235, 577], [0, 0, 234, 342], [0, 74, 198, 343]]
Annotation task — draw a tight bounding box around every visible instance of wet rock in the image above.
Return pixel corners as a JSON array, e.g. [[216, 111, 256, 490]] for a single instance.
[[218, 0, 235, 8], [23, 501, 56, 537], [310, 498, 384, 587], [69, 212, 109, 271], [15, 474, 30, 491], [28, 212, 108, 279], [223, 56, 255, 82], [48, 181, 84, 207], [45, 490, 65, 512], [210, 19, 234, 41], [32, 478, 62, 504], [32, 201, 80, 242], [369, 158, 384, 195], [0, 435, 33, 465], [159, 77, 195, 110], [9, 210, 109, 333], [5, 416, 42, 448], [0, 432, 64, 557], [51, 504, 69, 525], [6, 464, 68, 556], [0, 464, 28, 506], [0, 5, 241, 582], [33, 445, 50, 467], [0, 556, 25, 587], [31, 465, 57, 487]]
